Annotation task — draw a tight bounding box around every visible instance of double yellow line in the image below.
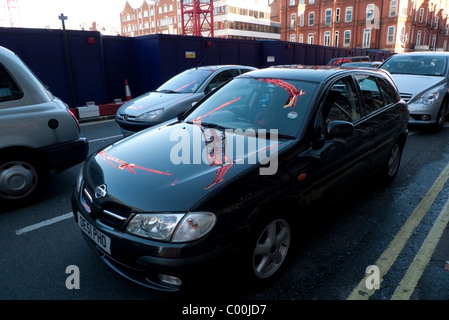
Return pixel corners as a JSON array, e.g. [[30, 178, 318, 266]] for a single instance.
[[347, 161, 449, 300]]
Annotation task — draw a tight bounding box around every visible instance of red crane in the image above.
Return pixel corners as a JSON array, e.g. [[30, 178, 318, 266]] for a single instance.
[[180, 0, 214, 37]]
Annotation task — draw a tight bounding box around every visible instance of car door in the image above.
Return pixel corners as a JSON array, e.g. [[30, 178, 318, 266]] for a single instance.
[[303, 75, 372, 209], [353, 72, 403, 169]]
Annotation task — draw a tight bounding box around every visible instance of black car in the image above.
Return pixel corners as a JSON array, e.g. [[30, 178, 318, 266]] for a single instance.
[[72, 65, 408, 292]]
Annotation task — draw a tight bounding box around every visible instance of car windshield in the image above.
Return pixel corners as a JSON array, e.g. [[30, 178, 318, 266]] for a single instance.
[[157, 68, 214, 93], [381, 55, 447, 76], [184, 75, 317, 138]]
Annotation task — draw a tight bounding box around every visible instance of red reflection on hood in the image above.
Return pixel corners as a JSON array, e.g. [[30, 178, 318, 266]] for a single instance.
[[258, 78, 306, 108], [98, 150, 173, 176]]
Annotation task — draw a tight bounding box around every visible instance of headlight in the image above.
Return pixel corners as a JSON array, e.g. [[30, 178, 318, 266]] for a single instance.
[[136, 108, 163, 120], [126, 212, 216, 242], [421, 90, 439, 105]]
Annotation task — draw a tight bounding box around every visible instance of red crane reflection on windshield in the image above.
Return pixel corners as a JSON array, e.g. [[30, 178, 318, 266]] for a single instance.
[[257, 78, 306, 108]]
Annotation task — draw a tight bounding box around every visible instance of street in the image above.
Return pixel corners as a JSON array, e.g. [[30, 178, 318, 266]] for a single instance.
[[1, 119, 449, 302]]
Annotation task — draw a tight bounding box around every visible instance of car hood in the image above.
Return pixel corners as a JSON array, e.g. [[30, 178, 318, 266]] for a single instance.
[[389, 74, 444, 95], [85, 121, 294, 212], [118, 91, 199, 116]]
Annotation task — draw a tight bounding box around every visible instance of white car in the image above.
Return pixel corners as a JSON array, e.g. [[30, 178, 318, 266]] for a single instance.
[[0, 45, 88, 209], [380, 51, 449, 131]]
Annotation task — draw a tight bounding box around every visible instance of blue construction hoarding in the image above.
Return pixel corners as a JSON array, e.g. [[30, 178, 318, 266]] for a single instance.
[[0, 27, 393, 108]]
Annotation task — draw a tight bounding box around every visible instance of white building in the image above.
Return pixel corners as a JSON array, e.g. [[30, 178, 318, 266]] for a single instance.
[[210, 0, 280, 40]]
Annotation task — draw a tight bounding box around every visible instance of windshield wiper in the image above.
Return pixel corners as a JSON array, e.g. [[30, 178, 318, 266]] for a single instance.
[[186, 120, 230, 131], [155, 89, 178, 93], [254, 131, 296, 140]]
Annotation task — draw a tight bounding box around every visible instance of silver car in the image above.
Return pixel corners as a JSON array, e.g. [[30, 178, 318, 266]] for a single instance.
[[380, 51, 449, 131], [0, 45, 88, 209], [115, 65, 257, 136]]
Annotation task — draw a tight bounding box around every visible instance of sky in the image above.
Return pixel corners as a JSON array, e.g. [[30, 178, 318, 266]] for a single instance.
[[19, 0, 143, 31]]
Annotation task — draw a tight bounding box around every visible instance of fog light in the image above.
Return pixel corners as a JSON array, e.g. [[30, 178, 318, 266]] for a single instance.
[[421, 114, 431, 121], [159, 274, 182, 287]]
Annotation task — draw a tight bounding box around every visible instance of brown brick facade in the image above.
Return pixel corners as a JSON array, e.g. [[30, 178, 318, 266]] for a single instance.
[[275, 0, 449, 53]]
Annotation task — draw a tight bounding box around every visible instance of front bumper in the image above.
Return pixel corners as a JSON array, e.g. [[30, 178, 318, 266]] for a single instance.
[[115, 116, 160, 136], [407, 102, 441, 125], [71, 192, 237, 292]]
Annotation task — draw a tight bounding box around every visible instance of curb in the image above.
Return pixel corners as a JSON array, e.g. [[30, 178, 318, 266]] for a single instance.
[[70, 100, 123, 123]]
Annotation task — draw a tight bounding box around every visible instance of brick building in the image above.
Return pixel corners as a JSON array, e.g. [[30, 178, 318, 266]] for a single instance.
[[274, 0, 449, 53], [121, 0, 178, 37]]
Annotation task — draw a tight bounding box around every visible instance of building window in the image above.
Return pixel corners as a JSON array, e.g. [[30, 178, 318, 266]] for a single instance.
[[387, 26, 395, 44], [366, 4, 374, 21], [299, 13, 304, 27], [290, 13, 297, 29], [290, 34, 296, 42], [363, 28, 371, 48], [419, 8, 424, 23], [324, 31, 331, 46], [308, 12, 315, 26], [334, 31, 339, 47], [399, 0, 408, 16], [444, 40, 447, 51], [344, 30, 351, 47], [389, 0, 397, 17], [432, 35, 437, 50], [307, 33, 314, 44], [325, 9, 332, 25], [299, 34, 304, 43], [309, 0, 314, 3], [345, 7, 353, 23], [336, 8, 340, 23], [434, 17, 439, 29], [416, 30, 422, 46], [398, 26, 406, 44], [290, 0, 295, 5]]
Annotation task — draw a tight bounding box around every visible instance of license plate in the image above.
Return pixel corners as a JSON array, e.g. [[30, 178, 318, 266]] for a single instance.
[[77, 212, 111, 254]]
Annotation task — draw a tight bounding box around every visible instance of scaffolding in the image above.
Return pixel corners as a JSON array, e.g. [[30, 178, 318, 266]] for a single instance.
[[180, 0, 214, 37]]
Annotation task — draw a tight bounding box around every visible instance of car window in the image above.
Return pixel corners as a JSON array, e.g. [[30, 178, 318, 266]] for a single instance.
[[355, 74, 385, 114], [381, 55, 447, 76], [0, 64, 23, 102], [322, 77, 360, 124], [205, 69, 240, 94], [376, 77, 398, 106]]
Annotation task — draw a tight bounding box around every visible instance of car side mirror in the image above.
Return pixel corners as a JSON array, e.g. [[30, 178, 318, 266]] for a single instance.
[[326, 120, 354, 138]]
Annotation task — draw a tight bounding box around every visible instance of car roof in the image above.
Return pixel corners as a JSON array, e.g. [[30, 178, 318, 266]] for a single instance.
[[390, 51, 449, 57], [242, 64, 388, 83], [191, 65, 257, 72]]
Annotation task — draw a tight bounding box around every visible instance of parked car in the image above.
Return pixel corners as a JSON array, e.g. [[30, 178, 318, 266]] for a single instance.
[[72, 65, 408, 292], [0, 45, 88, 209], [326, 55, 371, 66], [341, 61, 382, 68], [380, 51, 449, 131], [115, 65, 257, 136]]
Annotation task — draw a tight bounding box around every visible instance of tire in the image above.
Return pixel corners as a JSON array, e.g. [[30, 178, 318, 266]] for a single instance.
[[379, 139, 403, 185], [0, 153, 49, 208], [243, 216, 292, 288], [433, 98, 448, 132]]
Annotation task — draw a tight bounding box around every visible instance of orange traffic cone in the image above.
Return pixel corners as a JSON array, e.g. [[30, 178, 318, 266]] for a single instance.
[[125, 78, 132, 101]]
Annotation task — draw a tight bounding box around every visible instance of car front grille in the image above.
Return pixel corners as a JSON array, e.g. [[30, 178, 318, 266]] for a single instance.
[[399, 92, 413, 103], [81, 186, 132, 229]]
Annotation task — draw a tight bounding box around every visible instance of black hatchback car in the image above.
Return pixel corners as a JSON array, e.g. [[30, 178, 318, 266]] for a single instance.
[[72, 65, 408, 292]]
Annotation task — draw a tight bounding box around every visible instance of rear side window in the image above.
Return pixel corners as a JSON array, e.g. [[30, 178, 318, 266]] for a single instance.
[[355, 74, 385, 114], [0, 64, 23, 102]]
